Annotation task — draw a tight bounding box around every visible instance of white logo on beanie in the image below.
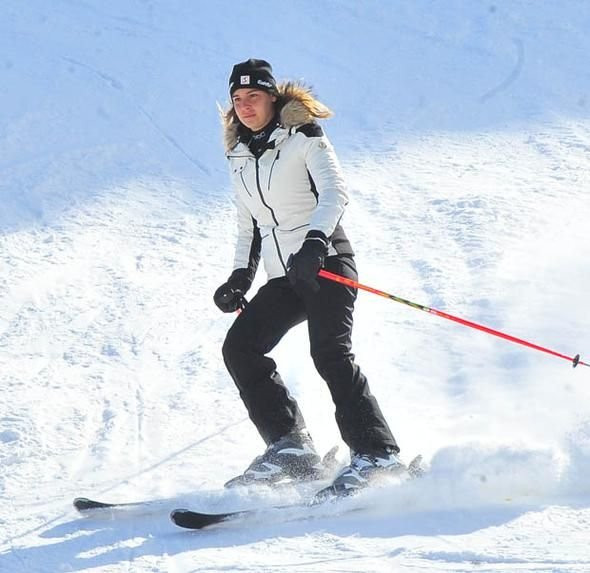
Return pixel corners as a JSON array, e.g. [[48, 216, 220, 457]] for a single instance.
[[240, 75, 250, 85]]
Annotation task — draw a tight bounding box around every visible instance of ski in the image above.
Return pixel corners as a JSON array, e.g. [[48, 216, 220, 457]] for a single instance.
[[170, 492, 379, 530], [72, 475, 331, 516]]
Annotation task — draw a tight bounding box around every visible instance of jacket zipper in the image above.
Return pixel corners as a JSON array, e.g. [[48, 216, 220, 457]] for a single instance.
[[254, 157, 287, 271]]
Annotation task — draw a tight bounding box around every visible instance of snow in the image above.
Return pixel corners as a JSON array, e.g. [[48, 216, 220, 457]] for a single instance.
[[1, 0, 590, 571]]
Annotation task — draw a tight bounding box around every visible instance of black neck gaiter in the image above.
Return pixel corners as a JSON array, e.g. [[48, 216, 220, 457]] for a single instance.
[[241, 114, 281, 158]]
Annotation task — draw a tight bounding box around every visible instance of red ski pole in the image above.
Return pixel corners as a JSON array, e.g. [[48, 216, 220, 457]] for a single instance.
[[318, 269, 588, 369]]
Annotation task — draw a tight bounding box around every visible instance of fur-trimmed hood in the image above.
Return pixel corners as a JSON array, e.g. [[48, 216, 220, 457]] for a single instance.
[[221, 82, 333, 153]]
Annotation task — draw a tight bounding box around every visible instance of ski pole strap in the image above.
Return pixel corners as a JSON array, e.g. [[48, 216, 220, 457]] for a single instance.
[[317, 269, 588, 369]]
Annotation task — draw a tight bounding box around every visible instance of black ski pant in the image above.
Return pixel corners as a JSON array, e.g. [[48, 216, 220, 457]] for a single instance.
[[222, 255, 399, 456]]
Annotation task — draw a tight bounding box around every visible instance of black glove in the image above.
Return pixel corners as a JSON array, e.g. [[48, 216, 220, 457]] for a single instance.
[[213, 268, 252, 313], [287, 231, 329, 294]]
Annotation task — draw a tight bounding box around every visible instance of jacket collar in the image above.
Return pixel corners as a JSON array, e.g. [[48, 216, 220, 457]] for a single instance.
[[229, 125, 290, 158]]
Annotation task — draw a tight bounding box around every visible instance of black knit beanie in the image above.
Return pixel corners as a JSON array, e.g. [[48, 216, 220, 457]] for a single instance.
[[229, 58, 278, 96]]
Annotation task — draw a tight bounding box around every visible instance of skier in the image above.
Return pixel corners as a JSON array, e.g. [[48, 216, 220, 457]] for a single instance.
[[214, 58, 403, 498]]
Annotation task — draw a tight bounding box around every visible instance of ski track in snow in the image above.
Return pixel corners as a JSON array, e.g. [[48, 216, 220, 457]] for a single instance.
[[1, 1, 590, 572]]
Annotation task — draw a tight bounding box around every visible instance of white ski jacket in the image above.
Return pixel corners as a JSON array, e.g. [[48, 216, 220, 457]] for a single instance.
[[222, 83, 352, 281]]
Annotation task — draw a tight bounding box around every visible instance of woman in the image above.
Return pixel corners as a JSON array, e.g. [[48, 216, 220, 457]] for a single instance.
[[215, 58, 403, 498]]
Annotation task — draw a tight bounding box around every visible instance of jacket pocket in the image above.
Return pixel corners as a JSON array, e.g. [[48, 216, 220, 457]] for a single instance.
[[239, 169, 253, 197]]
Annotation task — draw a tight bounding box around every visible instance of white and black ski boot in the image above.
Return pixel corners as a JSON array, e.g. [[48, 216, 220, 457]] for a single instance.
[[313, 448, 407, 502], [224, 430, 324, 488]]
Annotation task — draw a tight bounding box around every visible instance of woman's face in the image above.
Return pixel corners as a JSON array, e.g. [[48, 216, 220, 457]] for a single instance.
[[232, 88, 277, 131]]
